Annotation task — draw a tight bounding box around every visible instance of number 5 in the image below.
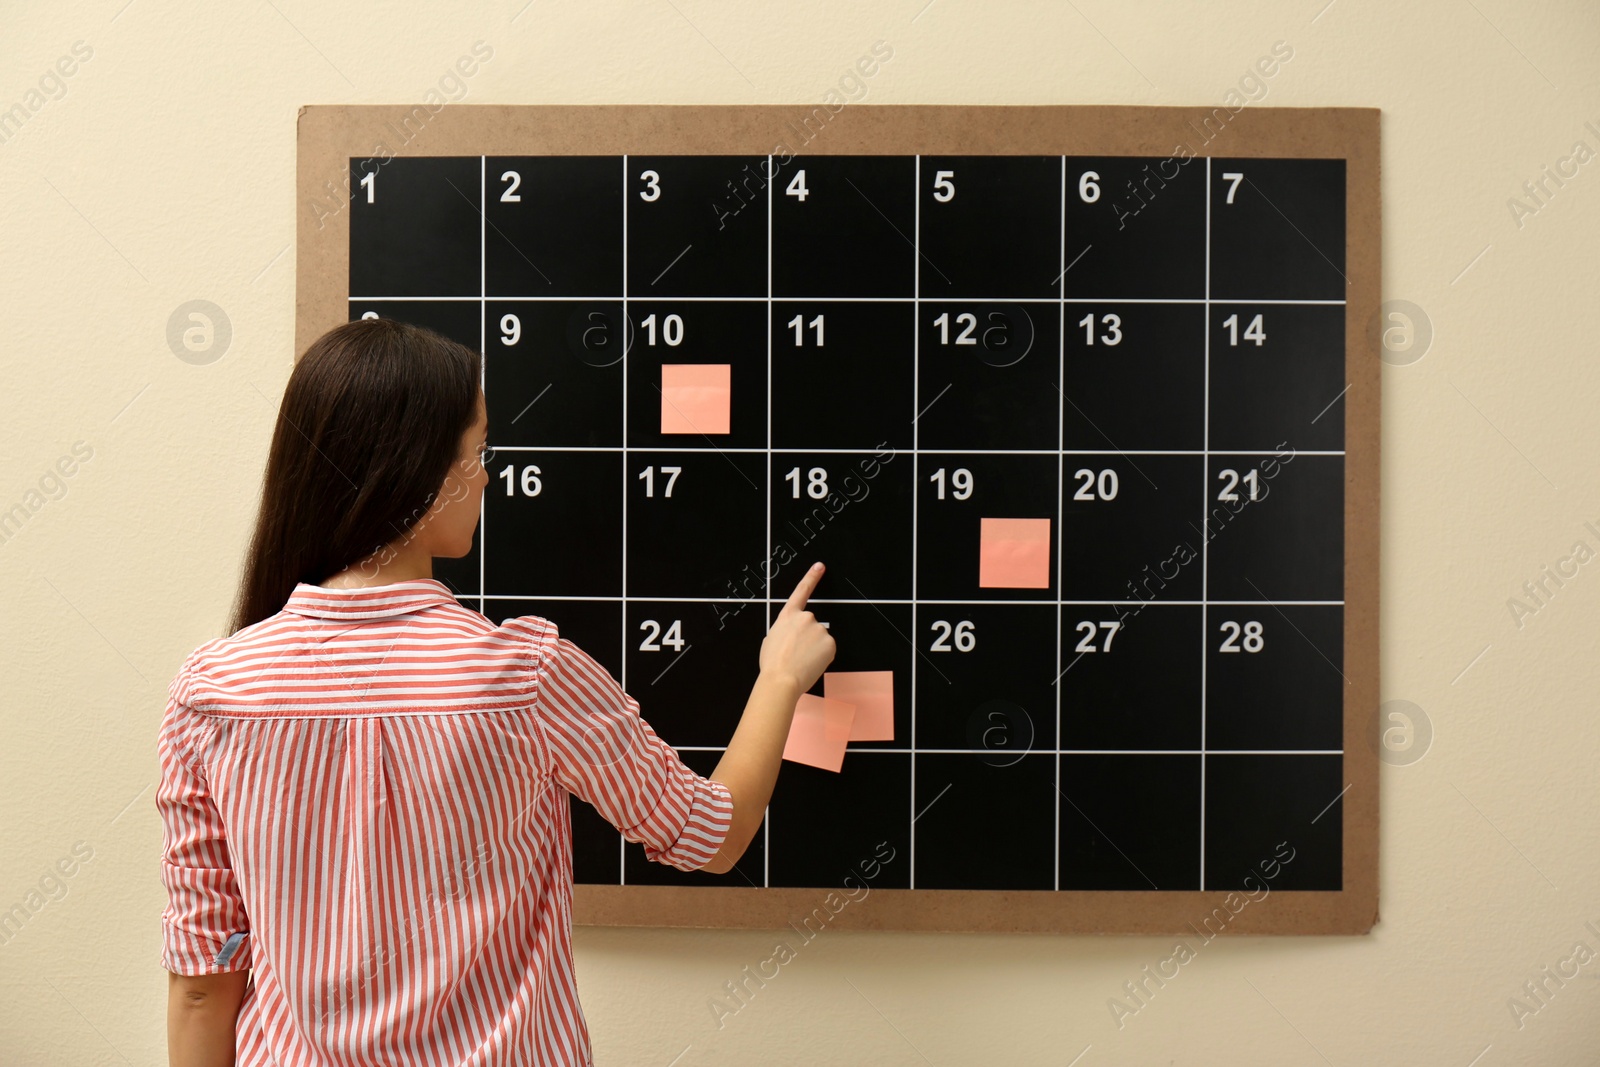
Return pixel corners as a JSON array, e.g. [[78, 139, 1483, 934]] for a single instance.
[[933, 170, 955, 202]]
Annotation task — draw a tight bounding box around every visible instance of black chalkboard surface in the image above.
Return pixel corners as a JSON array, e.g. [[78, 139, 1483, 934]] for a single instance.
[[303, 105, 1378, 934]]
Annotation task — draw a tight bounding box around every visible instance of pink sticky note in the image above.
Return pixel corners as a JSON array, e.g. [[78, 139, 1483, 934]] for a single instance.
[[660, 364, 731, 435], [824, 670, 894, 742], [782, 694, 856, 773], [978, 517, 1052, 589]]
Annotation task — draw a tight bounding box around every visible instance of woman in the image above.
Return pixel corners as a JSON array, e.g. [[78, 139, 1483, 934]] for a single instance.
[[158, 317, 834, 1066]]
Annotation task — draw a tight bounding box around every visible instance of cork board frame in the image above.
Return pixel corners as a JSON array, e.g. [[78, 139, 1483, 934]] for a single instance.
[[295, 104, 1378, 935]]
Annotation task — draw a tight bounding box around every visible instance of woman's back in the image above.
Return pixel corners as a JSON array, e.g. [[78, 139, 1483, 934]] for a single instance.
[[158, 577, 733, 1066]]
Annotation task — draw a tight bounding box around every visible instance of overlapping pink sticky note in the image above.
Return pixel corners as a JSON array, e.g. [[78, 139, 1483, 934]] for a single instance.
[[660, 364, 731, 434], [978, 517, 1052, 588], [824, 670, 894, 742], [782, 694, 856, 773]]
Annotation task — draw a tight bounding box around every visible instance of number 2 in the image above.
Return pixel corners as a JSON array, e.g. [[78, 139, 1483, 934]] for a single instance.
[[500, 170, 522, 202]]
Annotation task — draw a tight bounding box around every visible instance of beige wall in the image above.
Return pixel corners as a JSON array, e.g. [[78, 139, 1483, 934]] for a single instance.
[[2, 1, 1597, 1063]]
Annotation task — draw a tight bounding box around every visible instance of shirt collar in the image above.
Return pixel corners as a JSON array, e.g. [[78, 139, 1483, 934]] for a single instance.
[[283, 578, 459, 620]]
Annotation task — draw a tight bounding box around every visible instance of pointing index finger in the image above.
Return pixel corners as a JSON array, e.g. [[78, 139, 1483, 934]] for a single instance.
[[782, 562, 825, 614]]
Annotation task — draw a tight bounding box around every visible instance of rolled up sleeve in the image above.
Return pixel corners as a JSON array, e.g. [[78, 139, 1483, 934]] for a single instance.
[[531, 630, 734, 872], [156, 689, 252, 974]]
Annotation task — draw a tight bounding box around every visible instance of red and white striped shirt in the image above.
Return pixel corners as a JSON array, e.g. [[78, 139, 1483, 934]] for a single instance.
[[157, 578, 734, 1066]]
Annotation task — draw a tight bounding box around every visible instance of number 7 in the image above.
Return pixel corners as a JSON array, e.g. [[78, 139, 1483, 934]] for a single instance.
[[1222, 172, 1244, 205]]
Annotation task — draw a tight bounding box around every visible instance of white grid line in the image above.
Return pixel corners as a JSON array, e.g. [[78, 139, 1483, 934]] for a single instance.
[[667, 747, 1345, 755], [474, 595, 1345, 605], [619, 153, 629, 885], [354, 295, 1347, 305], [1200, 156, 1211, 891], [764, 155, 773, 889], [483, 447, 1346, 456], [910, 154, 920, 890], [479, 156, 487, 619], [1054, 154, 1066, 892]]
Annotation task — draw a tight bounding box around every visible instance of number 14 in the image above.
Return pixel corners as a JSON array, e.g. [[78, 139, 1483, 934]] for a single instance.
[[1223, 313, 1266, 346]]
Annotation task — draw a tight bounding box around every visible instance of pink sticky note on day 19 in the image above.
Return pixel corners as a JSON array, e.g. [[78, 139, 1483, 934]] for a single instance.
[[660, 364, 731, 435], [782, 694, 856, 773], [978, 517, 1052, 589], [823, 670, 894, 742]]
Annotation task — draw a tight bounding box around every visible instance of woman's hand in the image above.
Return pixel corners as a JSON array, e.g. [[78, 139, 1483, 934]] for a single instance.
[[758, 563, 836, 697]]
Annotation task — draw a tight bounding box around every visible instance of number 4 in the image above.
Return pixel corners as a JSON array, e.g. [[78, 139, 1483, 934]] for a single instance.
[[786, 169, 809, 201]]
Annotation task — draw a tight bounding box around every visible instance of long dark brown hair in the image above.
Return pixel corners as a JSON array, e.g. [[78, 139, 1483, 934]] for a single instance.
[[229, 318, 482, 634]]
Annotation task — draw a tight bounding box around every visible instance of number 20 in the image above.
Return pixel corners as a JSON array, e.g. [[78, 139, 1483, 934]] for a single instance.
[[1073, 468, 1118, 501]]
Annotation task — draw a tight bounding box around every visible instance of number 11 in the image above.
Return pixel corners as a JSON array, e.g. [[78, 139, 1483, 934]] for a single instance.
[[788, 314, 824, 346]]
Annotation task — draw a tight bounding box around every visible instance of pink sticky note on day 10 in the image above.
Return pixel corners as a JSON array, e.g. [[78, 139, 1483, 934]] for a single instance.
[[782, 694, 856, 773], [978, 518, 1052, 589], [823, 670, 894, 742], [660, 364, 731, 435]]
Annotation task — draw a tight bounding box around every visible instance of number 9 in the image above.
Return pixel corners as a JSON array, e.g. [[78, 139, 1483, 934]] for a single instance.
[[500, 314, 520, 346]]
